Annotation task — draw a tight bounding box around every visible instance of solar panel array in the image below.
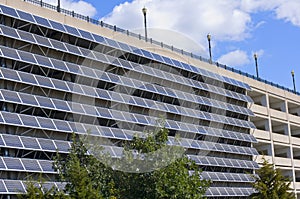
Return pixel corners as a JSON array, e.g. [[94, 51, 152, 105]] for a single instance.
[[0, 3, 258, 198]]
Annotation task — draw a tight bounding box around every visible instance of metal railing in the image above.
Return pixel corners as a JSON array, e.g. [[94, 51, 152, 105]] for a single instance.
[[23, 0, 300, 95]]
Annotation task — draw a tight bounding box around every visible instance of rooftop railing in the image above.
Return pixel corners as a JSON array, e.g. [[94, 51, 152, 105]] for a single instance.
[[23, 0, 300, 95]]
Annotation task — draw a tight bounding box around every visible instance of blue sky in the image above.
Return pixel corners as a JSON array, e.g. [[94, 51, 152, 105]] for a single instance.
[[44, 0, 300, 90]]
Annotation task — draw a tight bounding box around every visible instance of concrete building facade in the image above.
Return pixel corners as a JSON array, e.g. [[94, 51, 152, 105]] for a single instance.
[[1, 0, 299, 198]]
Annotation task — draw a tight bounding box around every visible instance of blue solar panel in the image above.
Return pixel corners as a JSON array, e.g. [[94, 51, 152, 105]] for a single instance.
[[92, 34, 106, 44], [49, 20, 66, 31], [65, 62, 80, 73], [17, 73, 36, 86], [55, 140, 71, 152], [0, 25, 19, 38], [140, 49, 153, 59], [18, 51, 36, 64], [3, 158, 24, 170], [79, 48, 95, 59], [78, 29, 94, 40], [0, 5, 18, 18], [19, 114, 40, 128], [1, 47, 20, 60], [39, 160, 54, 172], [81, 66, 96, 78], [53, 120, 72, 132], [50, 39, 67, 51], [97, 108, 112, 118], [1, 90, 21, 103], [161, 56, 174, 65], [2, 112, 22, 125], [51, 79, 69, 91], [22, 159, 41, 171], [35, 76, 54, 88], [33, 15, 51, 28], [37, 118, 56, 130], [65, 43, 82, 55], [16, 10, 35, 23], [50, 59, 67, 71], [106, 38, 120, 49], [2, 134, 23, 148], [35, 55, 53, 67], [64, 25, 80, 37], [20, 136, 40, 149], [35, 96, 55, 109], [34, 35, 52, 47], [171, 59, 182, 67], [117, 42, 132, 52], [52, 99, 70, 111]]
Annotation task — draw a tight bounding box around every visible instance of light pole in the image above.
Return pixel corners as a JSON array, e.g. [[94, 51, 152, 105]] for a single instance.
[[57, 0, 61, 12], [292, 70, 296, 93], [142, 7, 148, 41], [254, 53, 259, 78], [207, 34, 212, 63]]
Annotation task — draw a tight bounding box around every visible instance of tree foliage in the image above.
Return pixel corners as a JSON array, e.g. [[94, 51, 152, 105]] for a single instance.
[[21, 128, 210, 198], [251, 158, 295, 199]]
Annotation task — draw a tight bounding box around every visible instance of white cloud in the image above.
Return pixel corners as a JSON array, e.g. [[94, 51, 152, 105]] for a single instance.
[[102, 0, 252, 55], [43, 0, 97, 17], [217, 50, 250, 67], [240, 0, 300, 27], [101, 0, 300, 62], [275, 0, 300, 27]]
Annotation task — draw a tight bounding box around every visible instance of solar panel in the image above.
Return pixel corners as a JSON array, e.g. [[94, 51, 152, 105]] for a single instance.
[[2, 134, 23, 148], [50, 59, 67, 71], [50, 39, 67, 51], [53, 120, 72, 132], [49, 20, 66, 31], [33, 15, 51, 28], [38, 139, 56, 151], [20, 136, 40, 149], [2, 112, 22, 125], [52, 99, 70, 111], [3, 158, 24, 170], [0, 5, 18, 18], [4, 180, 25, 193], [22, 159, 41, 171], [51, 79, 69, 91], [1, 47, 20, 60], [37, 117, 56, 130], [64, 25, 80, 37], [18, 51, 37, 64], [35, 76, 54, 88], [19, 114, 40, 128], [0, 25, 19, 38], [35, 54, 53, 67], [39, 160, 54, 172], [65, 43, 82, 55], [78, 29, 94, 40], [16, 10, 35, 23], [1, 90, 21, 103], [54, 140, 71, 152], [34, 35, 52, 48]]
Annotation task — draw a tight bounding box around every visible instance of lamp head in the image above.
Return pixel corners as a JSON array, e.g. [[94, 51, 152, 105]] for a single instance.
[[142, 7, 147, 15], [254, 53, 257, 59], [292, 70, 295, 76], [207, 34, 211, 41]]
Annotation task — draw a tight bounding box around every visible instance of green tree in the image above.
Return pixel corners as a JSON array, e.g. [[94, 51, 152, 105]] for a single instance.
[[251, 158, 295, 199], [113, 127, 210, 199], [22, 128, 210, 199]]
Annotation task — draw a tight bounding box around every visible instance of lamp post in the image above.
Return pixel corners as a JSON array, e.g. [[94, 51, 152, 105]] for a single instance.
[[254, 53, 259, 78], [57, 0, 61, 12], [142, 7, 148, 41], [292, 70, 296, 93], [207, 34, 212, 63]]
